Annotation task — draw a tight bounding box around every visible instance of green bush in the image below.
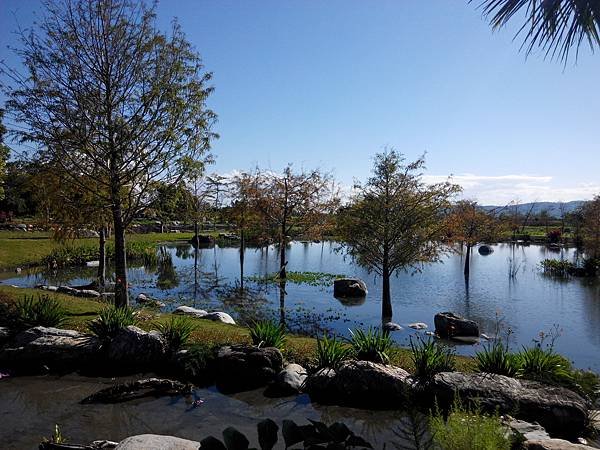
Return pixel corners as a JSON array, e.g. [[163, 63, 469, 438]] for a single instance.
[[315, 333, 351, 370], [156, 315, 196, 352], [430, 401, 513, 450], [517, 345, 572, 384], [475, 342, 521, 377], [248, 320, 286, 349], [410, 336, 455, 382], [539, 258, 576, 277], [348, 327, 393, 364], [14, 294, 67, 329], [87, 305, 137, 342]]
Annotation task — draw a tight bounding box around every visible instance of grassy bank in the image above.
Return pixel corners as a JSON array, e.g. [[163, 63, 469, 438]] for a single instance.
[[0, 285, 474, 372], [0, 231, 200, 271]]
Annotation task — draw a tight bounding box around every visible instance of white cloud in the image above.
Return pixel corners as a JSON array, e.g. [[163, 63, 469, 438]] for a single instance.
[[422, 174, 600, 205]]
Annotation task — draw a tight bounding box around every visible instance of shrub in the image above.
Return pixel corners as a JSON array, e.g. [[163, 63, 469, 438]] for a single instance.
[[539, 259, 576, 277], [156, 315, 196, 352], [410, 336, 455, 382], [475, 342, 521, 377], [248, 320, 286, 349], [314, 333, 351, 370], [14, 294, 67, 329], [517, 345, 572, 384], [430, 400, 513, 450], [177, 342, 219, 384], [87, 305, 137, 342], [348, 327, 393, 364]]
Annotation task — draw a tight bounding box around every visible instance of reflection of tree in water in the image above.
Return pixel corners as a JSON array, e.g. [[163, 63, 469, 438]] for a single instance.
[[174, 243, 194, 260], [156, 247, 179, 290]]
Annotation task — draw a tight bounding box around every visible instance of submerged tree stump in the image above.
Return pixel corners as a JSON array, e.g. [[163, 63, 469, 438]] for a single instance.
[[81, 378, 191, 404]]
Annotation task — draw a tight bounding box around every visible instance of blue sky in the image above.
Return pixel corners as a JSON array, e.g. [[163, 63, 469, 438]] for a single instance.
[[1, 0, 599, 204]]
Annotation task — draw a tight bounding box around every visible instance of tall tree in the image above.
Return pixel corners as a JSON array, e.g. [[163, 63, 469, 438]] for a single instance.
[[445, 200, 499, 282], [581, 195, 600, 260], [477, 0, 600, 63], [0, 110, 9, 202], [2, 0, 217, 306], [251, 166, 338, 278], [338, 150, 460, 323]]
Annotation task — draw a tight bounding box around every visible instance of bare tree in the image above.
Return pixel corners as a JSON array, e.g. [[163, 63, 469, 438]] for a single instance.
[[2, 0, 217, 306]]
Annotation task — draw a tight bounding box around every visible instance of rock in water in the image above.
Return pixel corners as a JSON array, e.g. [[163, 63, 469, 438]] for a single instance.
[[215, 345, 283, 393], [408, 322, 428, 330], [81, 378, 190, 404], [431, 372, 589, 435], [383, 322, 403, 331], [478, 245, 494, 255], [333, 278, 368, 298], [434, 312, 479, 339], [264, 363, 307, 397], [0, 326, 100, 372], [305, 360, 412, 408], [115, 434, 200, 450]]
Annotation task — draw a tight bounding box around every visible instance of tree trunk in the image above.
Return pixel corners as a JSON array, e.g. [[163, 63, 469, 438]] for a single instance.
[[464, 244, 471, 281], [382, 269, 392, 322], [193, 219, 199, 240], [240, 228, 245, 290], [97, 226, 106, 287], [112, 206, 128, 307], [279, 279, 286, 327], [279, 238, 286, 278]]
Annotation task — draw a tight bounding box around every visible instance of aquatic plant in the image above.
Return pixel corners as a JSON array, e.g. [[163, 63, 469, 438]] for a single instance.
[[156, 315, 196, 352], [40, 424, 67, 448], [347, 326, 393, 364], [248, 320, 286, 349], [246, 271, 346, 287], [314, 332, 351, 370], [517, 345, 572, 385], [14, 294, 67, 330], [539, 258, 576, 277], [430, 400, 513, 450], [87, 305, 137, 342], [199, 418, 373, 449], [409, 335, 455, 382]]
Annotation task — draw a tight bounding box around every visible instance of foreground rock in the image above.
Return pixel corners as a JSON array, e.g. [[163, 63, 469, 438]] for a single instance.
[[524, 439, 596, 449], [174, 306, 235, 324], [264, 363, 307, 397], [333, 278, 368, 298], [305, 360, 412, 408], [504, 416, 550, 441], [82, 378, 190, 404], [434, 311, 479, 339], [431, 372, 589, 435], [115, 435, 199, 450], [107, 326, 166, 367], [215, 345, 283, 393], [0, 326, 100, 372]]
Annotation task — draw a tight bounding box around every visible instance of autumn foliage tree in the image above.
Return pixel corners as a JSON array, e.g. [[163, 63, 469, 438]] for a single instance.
[[445, 200, 499, 281], [2, 0, 216, 306], [338, 150, 460, 323], [582, 195, 600, 260]]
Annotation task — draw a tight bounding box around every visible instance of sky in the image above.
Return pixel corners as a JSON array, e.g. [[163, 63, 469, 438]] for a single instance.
[[1, 0, 599, 205]]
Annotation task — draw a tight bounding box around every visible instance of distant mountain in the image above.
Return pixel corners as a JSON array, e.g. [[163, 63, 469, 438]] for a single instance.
[[481, 201, 585, 218]]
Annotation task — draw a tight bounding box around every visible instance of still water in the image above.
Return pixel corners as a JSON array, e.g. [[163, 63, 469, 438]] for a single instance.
[[3, 241, 600, 370]]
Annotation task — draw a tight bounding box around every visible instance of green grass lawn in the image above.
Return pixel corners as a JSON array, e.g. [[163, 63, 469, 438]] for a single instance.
[[0, 284, 475, 373], [0, 230, 204, 271]]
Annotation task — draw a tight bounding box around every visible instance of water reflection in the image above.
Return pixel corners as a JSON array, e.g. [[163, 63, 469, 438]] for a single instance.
[[3, 241, 600, 369]]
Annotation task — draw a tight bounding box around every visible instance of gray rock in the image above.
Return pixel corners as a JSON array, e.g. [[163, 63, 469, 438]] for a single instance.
[[0, 327, 10, 340], [0, 326, 100, 371], [136, 293, 165, 308], [265, 363, 307, 396], [333, 278, 368, 298], [434, 312, 479, 338], [107, 326, 166, 366], [201, 311, 235, 325], [174, 305, 208, 318], [115, 434, 200, 450], [408, 322, 428, 330], [524, 439, 596, 449], [504, 416, 551, 441], [383, 322, 403, 331], [431, 372, 589, 435], [55, 285, 101, 298], [305, 360, 412, 408], [37, 285, 58, 292], [215, 344, 283, 393], [478, 245, 494, 255]]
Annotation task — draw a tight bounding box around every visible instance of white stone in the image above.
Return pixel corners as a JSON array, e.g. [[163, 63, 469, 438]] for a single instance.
[[408, 322, 428, 330], [115, 434, 200, 450]]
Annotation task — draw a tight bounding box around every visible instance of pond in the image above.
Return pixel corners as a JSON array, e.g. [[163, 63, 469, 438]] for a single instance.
[[0, 374, 414, 449], [2, 241, 600, 370]]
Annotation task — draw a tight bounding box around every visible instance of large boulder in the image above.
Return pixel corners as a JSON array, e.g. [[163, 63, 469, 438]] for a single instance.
[[215, 344, 283, 393], [333, 278, 368, 298], [202, 311, 235, 325], [174, 305, 208, 317], [115, 434, 199, 450], [264, 363, 307, 397], [174, 306, 235, 324], [524, 439, 596, 450], [434, 312, 479, 339], [305, 360, 412, 408], [431, 372, 589, 435], [0, 326, 100, 372], [107, 326, 166, 367]]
